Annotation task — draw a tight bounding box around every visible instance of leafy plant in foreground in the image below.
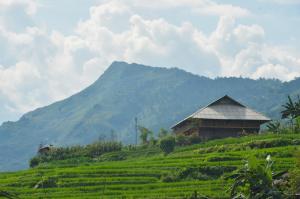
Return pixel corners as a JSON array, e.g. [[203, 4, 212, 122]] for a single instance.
[[229, 155, 284, 199]]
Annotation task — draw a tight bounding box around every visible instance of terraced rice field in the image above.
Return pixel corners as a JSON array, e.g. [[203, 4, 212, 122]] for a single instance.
[[0, 133, 299, 198]]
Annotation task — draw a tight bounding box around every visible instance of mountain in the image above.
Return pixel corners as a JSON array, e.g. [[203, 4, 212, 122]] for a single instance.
[[0, 61, 299, 171]]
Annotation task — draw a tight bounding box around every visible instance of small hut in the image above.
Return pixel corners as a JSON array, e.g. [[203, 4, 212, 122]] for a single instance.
[[171, 95, 271, 139], [38, 144, 53, 154]]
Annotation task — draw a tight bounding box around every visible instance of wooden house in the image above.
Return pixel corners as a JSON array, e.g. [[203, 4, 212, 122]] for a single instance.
[[171, 95, 271, 139]]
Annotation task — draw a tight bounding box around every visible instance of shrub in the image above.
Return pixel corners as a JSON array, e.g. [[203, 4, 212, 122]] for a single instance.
[[175, 134, 189, 146], [188, 133, 202, 144], [149, 136, 157, 146], [29, 157, 40, 168], [29, 141, 123, 167], [247, 138, 291, 149], [161, 172, 178, 182], [138, 126, 153, 144], [159, 136, 176, 155], [158, 128, 169, 139], [292, 139, 300, 145], [86, 141, 122, 158]]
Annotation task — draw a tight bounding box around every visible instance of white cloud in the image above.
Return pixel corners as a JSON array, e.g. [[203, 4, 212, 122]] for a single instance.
[[0, 0, 37, 15], [259, 0, 300, 5], [194, 2, 250, 17], [252, 63, 300, 80], [233, 24, 265, 44], [0, 61, 42, 113], [129, 0, 250, 17]]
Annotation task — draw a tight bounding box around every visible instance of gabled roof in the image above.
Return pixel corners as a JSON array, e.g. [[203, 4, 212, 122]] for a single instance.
[[172, 95, 271, 129]]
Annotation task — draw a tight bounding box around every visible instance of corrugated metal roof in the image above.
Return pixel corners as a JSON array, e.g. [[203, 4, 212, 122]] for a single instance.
[[191, 104, 270, 120], [172, 95, 271, 128]]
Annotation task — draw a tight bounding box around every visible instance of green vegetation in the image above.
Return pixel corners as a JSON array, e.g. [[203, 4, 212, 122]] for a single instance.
[[281, 95, 300, 120], [159, 136, 175, 155], [229, 156, 284, 198], [290, 151, 300, 196], [29, 141, 122, 168], [138, 126, 154, 145], [0, 133, 299, 198], [1, 61, 300, 171]]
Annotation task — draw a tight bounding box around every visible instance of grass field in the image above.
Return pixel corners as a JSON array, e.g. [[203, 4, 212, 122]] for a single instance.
[[0, 133, 299, 198]]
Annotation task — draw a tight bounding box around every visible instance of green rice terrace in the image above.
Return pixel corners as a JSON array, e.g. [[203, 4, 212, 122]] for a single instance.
[[0, 133, 299, 198]]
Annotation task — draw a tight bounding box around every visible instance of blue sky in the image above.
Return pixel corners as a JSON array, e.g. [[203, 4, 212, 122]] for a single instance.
[[0, 0, 300, 123]]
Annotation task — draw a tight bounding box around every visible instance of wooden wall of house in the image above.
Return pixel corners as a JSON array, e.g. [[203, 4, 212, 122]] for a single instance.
[[173, 119, 263, 138], [200, 119, 262, 129], [198, 127, 259, 139]]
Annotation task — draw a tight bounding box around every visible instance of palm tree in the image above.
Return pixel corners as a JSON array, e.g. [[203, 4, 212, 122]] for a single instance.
[[266, 121, 281, 134], [281, 95, 300, 119]]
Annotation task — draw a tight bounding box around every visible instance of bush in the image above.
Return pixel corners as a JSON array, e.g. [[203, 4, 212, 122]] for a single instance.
[[158, 128, 169, 139], [188, 133, 202, 144], [86, 141, 122, 158], [159, 136, 176, 155], [29, 157, 40, 168], [161, 172, 178, 182], [175, 134, 189, 146], [247, 138, 291, 149], [29, 141, 123, 167]]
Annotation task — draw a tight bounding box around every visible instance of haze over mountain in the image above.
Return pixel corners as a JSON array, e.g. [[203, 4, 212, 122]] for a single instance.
[[0, 61, 300, 171]]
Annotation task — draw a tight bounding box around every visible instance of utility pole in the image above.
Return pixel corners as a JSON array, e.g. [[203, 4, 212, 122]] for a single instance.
[[135, 117, 138, 146]]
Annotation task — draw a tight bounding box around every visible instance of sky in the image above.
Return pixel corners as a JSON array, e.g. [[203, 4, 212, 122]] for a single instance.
[[0, 0, 300, 124]]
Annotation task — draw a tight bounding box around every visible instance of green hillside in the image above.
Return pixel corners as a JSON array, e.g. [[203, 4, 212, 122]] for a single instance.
[[0, 133, 299, 198], [1, 61, 300, 171]]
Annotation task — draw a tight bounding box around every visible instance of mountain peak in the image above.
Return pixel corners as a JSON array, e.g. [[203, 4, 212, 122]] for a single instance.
[[1, 61, 299, 171]]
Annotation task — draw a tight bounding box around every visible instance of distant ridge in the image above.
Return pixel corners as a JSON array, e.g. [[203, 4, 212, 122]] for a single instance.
[[0, 61, 300, 171]]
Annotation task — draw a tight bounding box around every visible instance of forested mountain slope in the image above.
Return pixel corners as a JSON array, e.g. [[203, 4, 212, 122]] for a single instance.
[[0, 61, 299, 171]]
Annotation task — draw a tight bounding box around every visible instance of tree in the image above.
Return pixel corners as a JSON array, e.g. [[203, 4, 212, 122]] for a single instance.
[[230, 156, 284, 199], [159, 136, 175, 155], [281, 95, 300, 119], [175, 134, 188, 146], [266, 121, 281, 134], [29, 156, 40, 168], [158, 128, 169, 138], [138, 126, 153, 145]]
